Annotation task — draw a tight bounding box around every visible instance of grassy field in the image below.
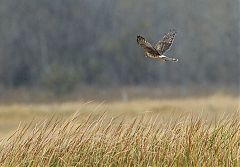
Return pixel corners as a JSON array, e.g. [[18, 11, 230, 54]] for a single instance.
[[0, 94, 239, 166]]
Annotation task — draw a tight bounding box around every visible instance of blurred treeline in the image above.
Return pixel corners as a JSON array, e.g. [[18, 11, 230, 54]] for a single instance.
[[0, 0, 239, 93]]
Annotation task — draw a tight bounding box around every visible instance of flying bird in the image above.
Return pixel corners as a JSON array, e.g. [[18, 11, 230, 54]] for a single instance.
[[137, 30, 178, 62]]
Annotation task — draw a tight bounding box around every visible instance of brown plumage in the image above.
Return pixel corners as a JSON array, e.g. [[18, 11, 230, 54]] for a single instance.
[[137, 30, 178, 62]]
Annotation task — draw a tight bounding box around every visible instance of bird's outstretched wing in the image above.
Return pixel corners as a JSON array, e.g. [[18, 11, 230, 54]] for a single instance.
[[137, 35, 159, 58], [155, 30, 176, 55]]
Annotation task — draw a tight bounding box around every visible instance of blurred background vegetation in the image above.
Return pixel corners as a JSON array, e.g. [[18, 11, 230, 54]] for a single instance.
[[0, 0, 239, 96]]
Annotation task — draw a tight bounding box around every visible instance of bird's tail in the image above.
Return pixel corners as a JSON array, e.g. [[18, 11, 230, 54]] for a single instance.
[[165, 56, 178, 62]]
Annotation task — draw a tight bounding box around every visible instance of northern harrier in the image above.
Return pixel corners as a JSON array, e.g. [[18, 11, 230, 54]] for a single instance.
[[137, 30, 178, 62]]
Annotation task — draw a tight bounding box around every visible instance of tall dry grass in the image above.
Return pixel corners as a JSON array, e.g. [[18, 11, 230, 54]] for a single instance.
[[0, 95, 239, 137], [0, 111, 240, 166]]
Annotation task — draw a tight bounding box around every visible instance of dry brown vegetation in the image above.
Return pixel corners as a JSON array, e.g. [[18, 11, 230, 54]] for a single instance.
[[0, 95, 239, 166], [1, 112, 240, 166]]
